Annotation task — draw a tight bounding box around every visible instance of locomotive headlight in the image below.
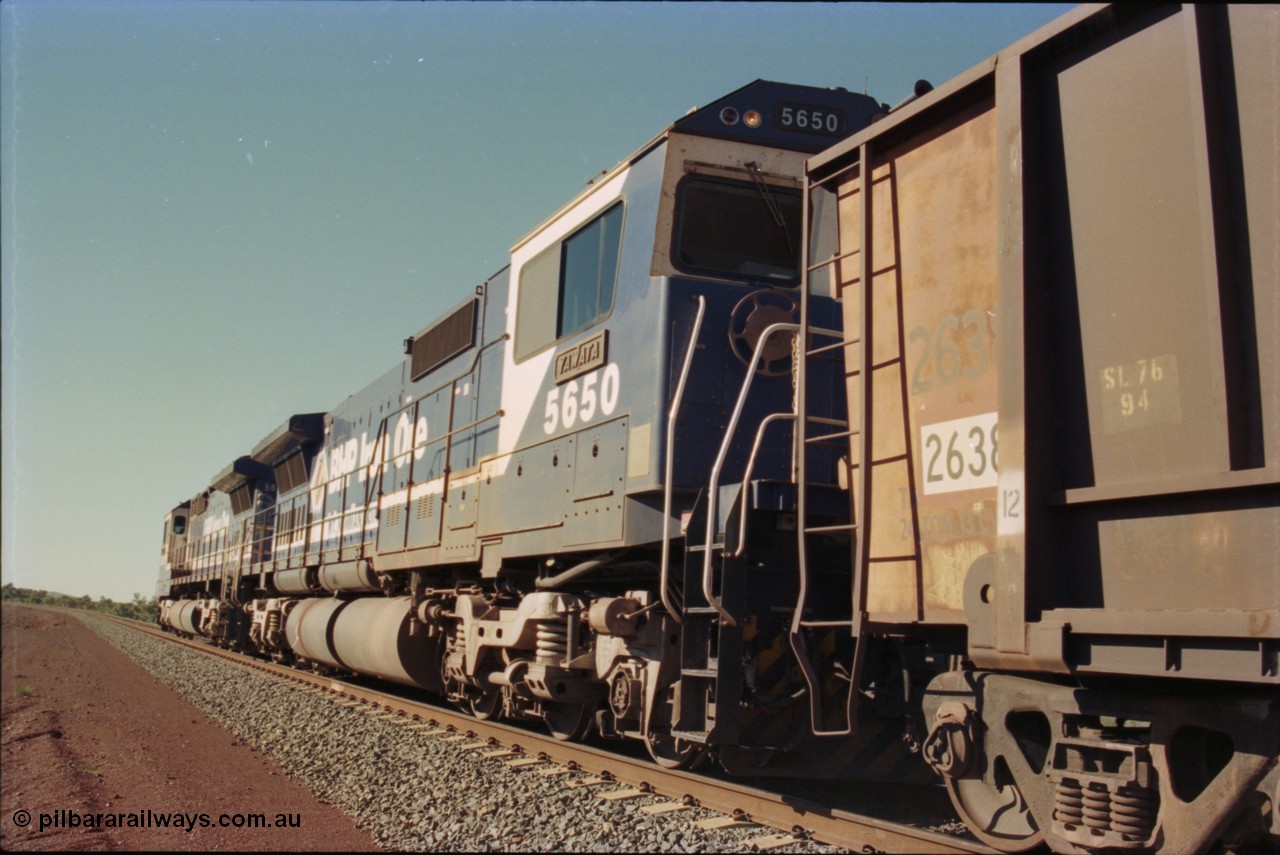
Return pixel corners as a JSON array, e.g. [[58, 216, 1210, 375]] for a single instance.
[[744, 109, 763, 128], [719, 107, 739, 126]]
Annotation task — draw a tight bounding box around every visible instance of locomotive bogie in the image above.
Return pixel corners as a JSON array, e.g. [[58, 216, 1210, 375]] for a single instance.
[[921, 670, 1280, 853], [245, 598, 293, 654]]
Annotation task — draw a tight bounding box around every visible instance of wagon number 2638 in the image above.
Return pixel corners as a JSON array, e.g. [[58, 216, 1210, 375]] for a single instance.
[[921, 412, 999, 496]]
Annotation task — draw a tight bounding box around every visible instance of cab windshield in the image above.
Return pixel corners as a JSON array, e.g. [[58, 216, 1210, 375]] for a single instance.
[[672, 176, 802, 284]]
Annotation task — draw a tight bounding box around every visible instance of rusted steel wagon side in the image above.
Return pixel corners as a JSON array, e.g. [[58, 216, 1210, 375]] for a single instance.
[[804, 4, 1278, 852]]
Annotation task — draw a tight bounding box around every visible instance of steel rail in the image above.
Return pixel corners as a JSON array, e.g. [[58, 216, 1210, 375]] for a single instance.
[[94, 613, 990, 855]]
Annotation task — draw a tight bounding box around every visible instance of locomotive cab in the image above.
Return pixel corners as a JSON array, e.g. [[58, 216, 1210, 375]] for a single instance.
[[160, 505, 187, 570], [157, 502, 190, 598]]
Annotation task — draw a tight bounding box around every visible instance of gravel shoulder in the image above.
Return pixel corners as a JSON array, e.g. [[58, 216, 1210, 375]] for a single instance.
[[1, 604, 378, 851], [71, 613, 844, 852], [4, 603, 951, 852]]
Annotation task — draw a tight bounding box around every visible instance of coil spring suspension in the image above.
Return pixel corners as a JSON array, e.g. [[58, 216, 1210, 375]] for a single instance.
[[1054, 777, 1156, 843], [265, 610, 281, 645], [450, 619, 471, 679], [1110, 785, 1157, 839], [1054, 778, 1084, 826], [1082, 781, 1112, 829], [201, 602, 218, 636], [535, 619, 569, 664]]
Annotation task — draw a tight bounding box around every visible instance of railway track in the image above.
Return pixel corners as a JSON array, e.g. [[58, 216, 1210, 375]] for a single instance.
[[94, 613, 990, 854]]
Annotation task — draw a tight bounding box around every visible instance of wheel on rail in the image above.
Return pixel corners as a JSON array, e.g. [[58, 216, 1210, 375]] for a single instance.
[[644, 730, 706, 770], [469, 688, 502, 721], [544, 702, 593, 741], [945, 772, 1043, 852]]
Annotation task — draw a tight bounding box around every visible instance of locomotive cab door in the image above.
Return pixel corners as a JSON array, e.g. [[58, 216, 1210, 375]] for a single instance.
[[160, 504, 189, 577]]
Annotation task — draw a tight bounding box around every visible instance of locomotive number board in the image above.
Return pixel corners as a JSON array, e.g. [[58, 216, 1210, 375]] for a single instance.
[[774, 102, 847, 137]]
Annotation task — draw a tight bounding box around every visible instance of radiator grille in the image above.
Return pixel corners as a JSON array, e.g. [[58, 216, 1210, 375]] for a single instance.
[[410, 300, 476, 381]]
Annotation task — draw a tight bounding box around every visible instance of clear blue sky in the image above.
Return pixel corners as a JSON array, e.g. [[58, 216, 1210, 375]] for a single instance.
[[1, 1, 1074, 601]]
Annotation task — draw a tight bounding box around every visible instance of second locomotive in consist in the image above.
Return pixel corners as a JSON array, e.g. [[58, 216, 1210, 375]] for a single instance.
[[159, 6, 1278, 853]]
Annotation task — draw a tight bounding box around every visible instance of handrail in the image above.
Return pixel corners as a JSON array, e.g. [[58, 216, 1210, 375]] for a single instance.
[[311, 333, 511, 560], [729, 412, 795, 558], [440, 408, 505, 445], [659, 295, 707, 625], [718, 324, 844, 564], [359, 406, 505, 499], [228, 515, 248, 606], [362, 413, 392, 509], [416, 332, 509, 411], [702, 320, 799, 627]]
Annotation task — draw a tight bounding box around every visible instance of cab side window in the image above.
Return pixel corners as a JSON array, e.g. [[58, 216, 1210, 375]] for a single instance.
[[516, 202, 623, 360], [558, 203, 623, 337]]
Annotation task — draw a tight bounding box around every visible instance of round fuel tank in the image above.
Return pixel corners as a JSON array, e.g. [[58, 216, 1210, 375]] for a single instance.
[[318, 561, 379, 593], [272, 567, 312, 595], [328, 596, 434, 688], [173, 600, 202, 635], [284, 597, 346, 669]]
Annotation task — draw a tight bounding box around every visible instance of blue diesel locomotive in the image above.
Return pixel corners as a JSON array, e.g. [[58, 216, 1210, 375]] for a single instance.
[[158, 79, 904, 770], [158, 6, 1280, 852]]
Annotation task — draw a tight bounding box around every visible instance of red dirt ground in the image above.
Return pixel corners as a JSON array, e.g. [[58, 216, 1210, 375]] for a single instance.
[[1, 604, 379, 851]]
